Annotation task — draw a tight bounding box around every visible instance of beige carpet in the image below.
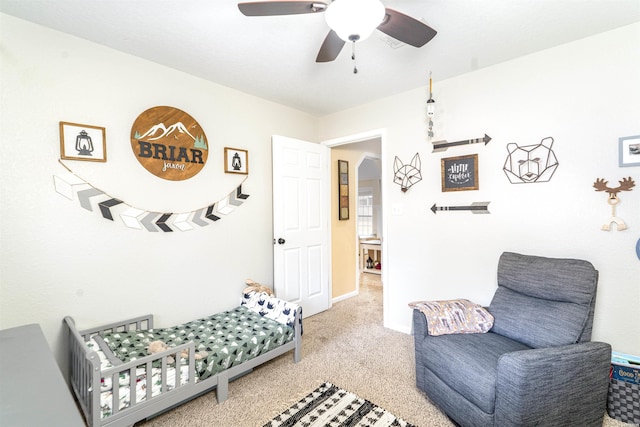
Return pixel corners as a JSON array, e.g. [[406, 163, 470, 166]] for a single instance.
[[139, 274, 626, 427]]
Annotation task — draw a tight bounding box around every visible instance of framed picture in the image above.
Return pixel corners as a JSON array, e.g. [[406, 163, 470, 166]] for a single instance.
[[619, 135, 640, 167], [59, 121, 107, 162], [338, 160, 349, 220], [224, 147, 249, 174], [441, 154, 479, 192]]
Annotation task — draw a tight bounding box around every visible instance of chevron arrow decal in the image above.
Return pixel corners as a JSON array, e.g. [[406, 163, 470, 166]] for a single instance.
[[173, 213, 193, 232], [140, 212, 161, 232], [430, 201, 491, 214], [99, 198, 123, 221], [237, 185, 249, 200], [53, 174, 87, 200], [215, 197, 233, 215], [229, 186, 245, 206], [192, 208, 210, 226], [54, 160, 250, 232], [156, 214, 173, 232], [120, 207, 145, 230], [205, 204, 220, 222], [432, 134, 492, 153], [77, 188, 105, 211]]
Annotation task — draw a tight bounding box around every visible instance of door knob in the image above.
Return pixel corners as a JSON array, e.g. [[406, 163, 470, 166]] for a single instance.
[[277, 238, 286, 245]]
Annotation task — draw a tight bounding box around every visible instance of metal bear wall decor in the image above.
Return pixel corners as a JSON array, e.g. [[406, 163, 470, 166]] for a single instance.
[[503, 137, 558, 184]]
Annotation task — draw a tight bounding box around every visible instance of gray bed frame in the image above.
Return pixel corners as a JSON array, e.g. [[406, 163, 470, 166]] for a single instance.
[[64, 304, 302, 427]]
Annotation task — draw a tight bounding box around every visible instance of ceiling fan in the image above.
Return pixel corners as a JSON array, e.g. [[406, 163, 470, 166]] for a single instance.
[[237, 0, 437, 64]]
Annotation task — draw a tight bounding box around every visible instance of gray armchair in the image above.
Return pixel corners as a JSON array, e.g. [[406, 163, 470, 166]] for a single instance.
[[413, 252, 612, 427]]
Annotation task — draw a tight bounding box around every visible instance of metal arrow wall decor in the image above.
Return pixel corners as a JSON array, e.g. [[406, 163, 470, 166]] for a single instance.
[[430, 202, 490, 214], [431, 134, 492, 153], [53, 160, 249, 232]]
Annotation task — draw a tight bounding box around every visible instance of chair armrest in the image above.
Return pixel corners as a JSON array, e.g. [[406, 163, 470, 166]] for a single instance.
[[495, 341, 611, 427], [412, 309, 428, 340]]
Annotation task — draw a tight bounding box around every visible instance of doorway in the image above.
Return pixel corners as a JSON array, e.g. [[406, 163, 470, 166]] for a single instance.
[[357, 156, 382, 276], [324, 129, 388, 326]]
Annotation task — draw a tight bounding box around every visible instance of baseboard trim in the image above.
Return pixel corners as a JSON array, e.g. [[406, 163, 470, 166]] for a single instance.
[[332, 290, 359, 304], [384, 320, 412, 335]]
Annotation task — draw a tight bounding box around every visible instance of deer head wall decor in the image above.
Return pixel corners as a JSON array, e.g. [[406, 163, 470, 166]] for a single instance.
[[593, 176, 635, 231]]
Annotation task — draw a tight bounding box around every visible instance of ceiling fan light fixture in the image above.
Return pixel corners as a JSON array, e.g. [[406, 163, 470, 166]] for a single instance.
[[325, 0, 385, 42]]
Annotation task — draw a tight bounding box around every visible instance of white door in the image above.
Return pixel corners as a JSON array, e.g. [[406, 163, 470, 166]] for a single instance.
[[272, 135, 331, 317]]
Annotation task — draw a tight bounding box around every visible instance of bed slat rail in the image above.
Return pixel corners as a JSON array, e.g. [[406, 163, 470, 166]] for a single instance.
[[65, 316, 102, 427], [97, 341, 197, 419], [78, 314, 153, 339], [66, 315, 200, 427]]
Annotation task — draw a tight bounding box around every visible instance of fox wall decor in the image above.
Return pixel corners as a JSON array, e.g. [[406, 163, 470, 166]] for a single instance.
[[393, 153, 422, 193]]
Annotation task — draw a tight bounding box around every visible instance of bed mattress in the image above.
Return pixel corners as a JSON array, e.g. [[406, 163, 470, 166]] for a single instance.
[[96, 305, 294, 380], [87, 305, 294, 419]]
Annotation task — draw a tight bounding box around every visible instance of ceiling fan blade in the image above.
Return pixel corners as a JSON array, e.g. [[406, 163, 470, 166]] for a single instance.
[[377, 8, 437, 47], [316, 30, 346, 63], [238, 0, 327, 16]]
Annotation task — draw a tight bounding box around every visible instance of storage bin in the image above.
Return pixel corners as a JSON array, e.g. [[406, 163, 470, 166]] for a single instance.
[[608, 351, 640, 425]]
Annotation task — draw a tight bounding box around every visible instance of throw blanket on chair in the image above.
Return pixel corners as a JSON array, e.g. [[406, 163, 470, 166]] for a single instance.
[[409, 299, 494, 336]]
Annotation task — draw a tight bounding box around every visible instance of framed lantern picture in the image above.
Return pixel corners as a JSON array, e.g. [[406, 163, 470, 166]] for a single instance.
[[59, 121, 107, 162], [441, 154, 479, 192], [338, 160, 349, 220], [224, 147, 249, 174], [619, 135, 640, 167]]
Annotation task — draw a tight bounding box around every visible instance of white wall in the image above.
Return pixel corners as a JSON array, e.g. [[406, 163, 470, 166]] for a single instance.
[[0, 14, 317, 368], [1, 13, 639, 371], [319, 23, 640, 354]]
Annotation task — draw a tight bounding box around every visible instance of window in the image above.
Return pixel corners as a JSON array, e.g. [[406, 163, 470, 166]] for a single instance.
[[358, 190, 374, 237]]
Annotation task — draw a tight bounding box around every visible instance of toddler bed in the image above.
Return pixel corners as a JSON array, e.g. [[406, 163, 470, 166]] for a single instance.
[[64, 291, 302, 427]]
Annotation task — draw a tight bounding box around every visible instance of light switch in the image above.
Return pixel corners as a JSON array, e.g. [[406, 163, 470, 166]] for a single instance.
[[392, 204, 403, 216]]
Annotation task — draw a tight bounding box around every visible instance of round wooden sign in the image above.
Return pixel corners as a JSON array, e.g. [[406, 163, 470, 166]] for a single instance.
[[130, 106, 208, 181]]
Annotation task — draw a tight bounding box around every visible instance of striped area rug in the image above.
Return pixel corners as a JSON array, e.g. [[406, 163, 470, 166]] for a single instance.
[[264, 382, 416, 427]]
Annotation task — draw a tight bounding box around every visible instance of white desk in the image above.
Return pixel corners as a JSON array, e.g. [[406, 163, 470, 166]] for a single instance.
[[360, 240, 382, 275], [0, 324, 85, 427]]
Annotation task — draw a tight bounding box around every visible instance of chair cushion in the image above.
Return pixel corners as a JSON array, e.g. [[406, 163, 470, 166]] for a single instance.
[[489, 252, 597, 348], [416, 332, 531, 414], [489, 287, 589, 348], [496, 252, 597, 304]]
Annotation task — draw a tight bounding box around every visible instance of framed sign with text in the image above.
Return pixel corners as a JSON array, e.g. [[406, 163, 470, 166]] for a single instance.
[[130, 106, 208, 181], [441, 154, 479, 192]]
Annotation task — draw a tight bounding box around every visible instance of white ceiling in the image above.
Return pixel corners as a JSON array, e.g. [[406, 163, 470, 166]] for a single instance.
[[359, 158, 382, 181], [1, 0, 639, 116]]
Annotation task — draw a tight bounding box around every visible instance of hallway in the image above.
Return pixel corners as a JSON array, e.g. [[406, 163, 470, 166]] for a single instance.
[[357, 271, 383, 322]]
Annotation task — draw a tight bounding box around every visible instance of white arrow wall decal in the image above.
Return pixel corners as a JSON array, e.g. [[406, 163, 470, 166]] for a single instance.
[[53, 160, 249, 232], [173, 213, 193, 232], [53, 174, 87, 200], [120, 207, 145, 230]]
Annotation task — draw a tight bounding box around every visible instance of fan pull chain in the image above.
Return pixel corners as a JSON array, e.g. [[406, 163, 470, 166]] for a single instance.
[[351, 40, 358, 74]]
